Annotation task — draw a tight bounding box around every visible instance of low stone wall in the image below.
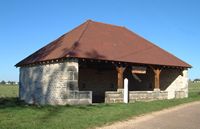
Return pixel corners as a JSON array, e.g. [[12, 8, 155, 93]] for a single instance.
[[105, 90, 168, 103], [53, 91, 93, 105], [164, 70, 189, 99], [175, 91, 186, 99], [129, 91, 168, 102], [105, 91, 123, 103]]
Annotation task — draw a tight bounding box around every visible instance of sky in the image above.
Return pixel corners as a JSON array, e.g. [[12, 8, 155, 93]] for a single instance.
[[0, 0, 199, 81]]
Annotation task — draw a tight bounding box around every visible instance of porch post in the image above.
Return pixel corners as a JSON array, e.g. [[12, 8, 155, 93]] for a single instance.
[[149, 66, 162, 91], [153, 68, 161, 91], [116, 66, 125, 91]]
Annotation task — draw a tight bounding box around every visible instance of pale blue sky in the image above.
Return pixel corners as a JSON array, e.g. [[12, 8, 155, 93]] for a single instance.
[[0, 0, 199, 81]]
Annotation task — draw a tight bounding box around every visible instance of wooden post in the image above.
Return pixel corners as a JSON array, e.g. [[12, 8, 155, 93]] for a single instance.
[[116, 66, 125, 90], [149, 66, 162, 91], [154, 69, 161, 91]]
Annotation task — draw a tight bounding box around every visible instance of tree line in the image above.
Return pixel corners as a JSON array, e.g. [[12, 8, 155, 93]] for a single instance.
[[0, 80, 18, 85]]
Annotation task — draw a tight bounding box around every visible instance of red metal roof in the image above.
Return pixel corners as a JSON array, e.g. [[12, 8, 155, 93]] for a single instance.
[[16, 20, 191, 68]]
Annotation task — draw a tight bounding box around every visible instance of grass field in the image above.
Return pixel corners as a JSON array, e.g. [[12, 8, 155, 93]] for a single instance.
[[0, 85, 18, 97], [0, 83, 200, 129]]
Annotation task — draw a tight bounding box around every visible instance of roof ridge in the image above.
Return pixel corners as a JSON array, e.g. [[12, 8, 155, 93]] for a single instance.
[[76, 20, 91, 43], [65, 20, 91, 57]]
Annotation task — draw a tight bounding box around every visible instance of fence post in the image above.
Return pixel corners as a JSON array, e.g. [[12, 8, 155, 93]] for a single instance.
[[124, 78, 128, 103]]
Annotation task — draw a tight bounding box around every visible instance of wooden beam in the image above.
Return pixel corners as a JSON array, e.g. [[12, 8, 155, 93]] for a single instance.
[[116, 66, 126, 89], [149, 66, 162, 91], [154, 68, 161, 90]]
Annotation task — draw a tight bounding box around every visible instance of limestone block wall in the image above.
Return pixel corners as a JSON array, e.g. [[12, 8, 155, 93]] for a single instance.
[[19, 59, 92, 105], [105, 90, 168, 103], [161, 69, 189, 99], [105, 91, 123, 103], [129, 91, 168, 102]]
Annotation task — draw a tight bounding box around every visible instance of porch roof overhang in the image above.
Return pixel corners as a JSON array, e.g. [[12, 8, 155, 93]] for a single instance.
[[17, 57, 189, 71]]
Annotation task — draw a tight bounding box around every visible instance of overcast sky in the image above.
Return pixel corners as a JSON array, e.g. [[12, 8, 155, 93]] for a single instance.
[[0, 0, 199, 81]]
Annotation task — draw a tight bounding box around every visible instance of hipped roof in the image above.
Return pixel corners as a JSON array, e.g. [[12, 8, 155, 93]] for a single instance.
[[16, 20, 191, 68]]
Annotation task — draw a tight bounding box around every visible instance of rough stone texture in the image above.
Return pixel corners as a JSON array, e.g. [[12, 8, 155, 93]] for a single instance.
[[105, 91, 123, 103], [129, 91, 168, 102], [19, 59, 92, 105], [19, 59, 188, 105], [163, 69, 189, 99], [105, 90, 168, 103], [175, 91, 186, 99]]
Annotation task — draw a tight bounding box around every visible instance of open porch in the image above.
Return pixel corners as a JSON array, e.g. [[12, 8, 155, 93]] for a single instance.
[[78, 58, 188, 103]]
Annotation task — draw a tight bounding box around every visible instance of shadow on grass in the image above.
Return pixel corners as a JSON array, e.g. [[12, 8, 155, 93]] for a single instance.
[[0, 97, 44, 109], [0, 97, 113, 110], [0, 97, 26, 108]]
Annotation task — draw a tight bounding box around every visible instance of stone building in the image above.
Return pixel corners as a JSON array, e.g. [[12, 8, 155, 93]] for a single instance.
[[16, 20, 191, 105]]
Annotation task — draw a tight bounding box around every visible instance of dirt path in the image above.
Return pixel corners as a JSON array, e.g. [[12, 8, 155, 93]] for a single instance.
[[96, 101, 200, 129]]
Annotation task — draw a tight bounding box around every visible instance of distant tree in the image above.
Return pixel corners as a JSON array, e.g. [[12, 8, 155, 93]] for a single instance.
[[7, 81, 15, 85], [193, 78, 200, 83], [0, 80, 6, 85], [11, 81, 15, 85], [194, 78, 200, 81], [7, 81, 11, 85]]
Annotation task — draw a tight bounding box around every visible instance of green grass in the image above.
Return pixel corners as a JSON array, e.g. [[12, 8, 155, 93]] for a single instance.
[[0, 83, 200, 129], [0, 85, 18, 97], [189, 82, 200, 92]]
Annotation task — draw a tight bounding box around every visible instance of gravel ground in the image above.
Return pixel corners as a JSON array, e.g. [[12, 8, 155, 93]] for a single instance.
[[96, 101, 200, 129]]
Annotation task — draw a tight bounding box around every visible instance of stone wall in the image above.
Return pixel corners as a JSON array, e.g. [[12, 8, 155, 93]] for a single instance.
[[105, 90, 168, 103], [19, 59, 189, 105], [105, 91, 123, 103], [161, 69, 189, 99], [175, 91, 186, 99], [19, 59, 92, 105], [129, 91, 168, 102]]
